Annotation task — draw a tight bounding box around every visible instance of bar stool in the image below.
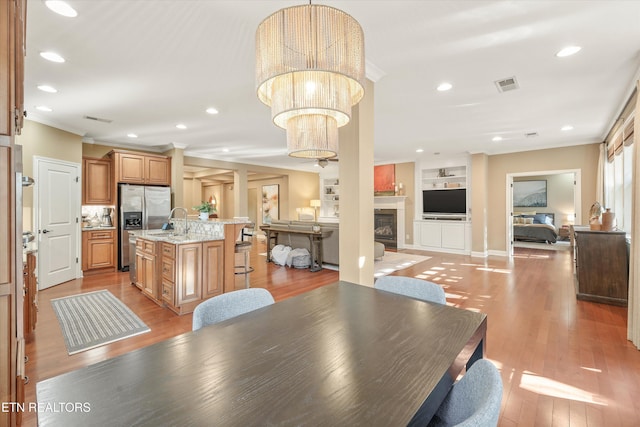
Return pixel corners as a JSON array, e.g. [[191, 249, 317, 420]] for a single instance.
[[234, 240, 254, 288]]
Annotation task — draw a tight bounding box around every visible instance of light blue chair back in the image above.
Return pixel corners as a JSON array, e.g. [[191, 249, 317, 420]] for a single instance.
[[429, 359, 503, 426], [192, 288, 275, 331], [374, 276, 446, 305]]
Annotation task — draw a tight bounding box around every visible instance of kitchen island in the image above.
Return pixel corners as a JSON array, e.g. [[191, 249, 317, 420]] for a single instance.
[[132, 218, 250, 315]]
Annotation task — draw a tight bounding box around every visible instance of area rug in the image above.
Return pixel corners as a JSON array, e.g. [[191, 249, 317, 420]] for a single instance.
[[374, 252, 432, 278], [51, 290, 150, 355]]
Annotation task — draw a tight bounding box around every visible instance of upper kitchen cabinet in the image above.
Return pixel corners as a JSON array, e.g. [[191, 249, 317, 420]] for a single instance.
[[1, 0, 26, 138], [82, 157, 113, 205], [109, 149, 171, 186]]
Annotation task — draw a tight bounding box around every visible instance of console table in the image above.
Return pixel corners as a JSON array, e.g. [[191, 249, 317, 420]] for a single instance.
[[260, 225, 332, 272], [573, 227, 629, 306]]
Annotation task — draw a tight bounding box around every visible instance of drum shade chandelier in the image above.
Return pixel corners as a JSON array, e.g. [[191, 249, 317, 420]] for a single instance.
[[256, 4, 365, 158]]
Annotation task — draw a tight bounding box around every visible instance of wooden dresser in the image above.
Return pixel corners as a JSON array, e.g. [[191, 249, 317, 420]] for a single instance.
[[573, 227, 629, 306]]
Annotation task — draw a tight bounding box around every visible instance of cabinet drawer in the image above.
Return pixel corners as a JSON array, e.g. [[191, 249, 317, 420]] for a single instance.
[[87, 230, 114, 240], [136, 238, 156, 254], [161, 258, 175, 281], [162, 281, 174, 304], [162, 243, 176, 259]]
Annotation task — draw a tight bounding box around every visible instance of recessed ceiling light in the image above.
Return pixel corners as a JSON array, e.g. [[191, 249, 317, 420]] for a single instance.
[[222, 148, 230, 153], [206, 107, 219, 115], [561, 125, 574, 131], [416, 148, 424, 153], [45, 1, 78, 17], [40, 51, 65, 63], [37, 84, 57, 93], [556, 46, 581, 57], [437, 82, 453, 92], [127, 133, 138, 138], [492, 136, 503, 142], [176, 124, 187, 130], [36, 106, 53, 112]]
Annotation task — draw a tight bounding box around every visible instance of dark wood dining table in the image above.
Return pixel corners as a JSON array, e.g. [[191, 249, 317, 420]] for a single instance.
[[36, 281, 487, 426]]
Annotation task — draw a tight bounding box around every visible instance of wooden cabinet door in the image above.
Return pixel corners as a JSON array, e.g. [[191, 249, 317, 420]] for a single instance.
[[117, 153, 145, 183], [134, 251, 144, 290], [87, 239, 115, 269], [202, 241, 224, 299], [13, 0, 25, 134], [146, 156, 171, 185], [83, 158, 112, 204], [141, 253, 156, 298], [176, 243, 202, 306]]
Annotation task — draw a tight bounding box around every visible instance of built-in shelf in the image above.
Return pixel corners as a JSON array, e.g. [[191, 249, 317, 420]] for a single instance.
[[321, 178, 340, 219], [422, 165, 466, 190]]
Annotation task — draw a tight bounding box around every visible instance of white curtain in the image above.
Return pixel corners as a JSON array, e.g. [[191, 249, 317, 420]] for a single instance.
[[628, 80, 640, 349], [596, 143, 605, 204]]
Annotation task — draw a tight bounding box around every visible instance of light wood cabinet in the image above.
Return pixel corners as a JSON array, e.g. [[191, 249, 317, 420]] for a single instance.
[[162, 240, 224, 315], [135, 237, 162, 304], [22, 252, 37, 336], [82, 229, 116, 274], [202, 241, 224, 298], [1, 0, 25, 137], [110, 150, 171, 185], [1, 2, 26, 426], [82, 157, 113, 205], [146, 155, 171, 185]]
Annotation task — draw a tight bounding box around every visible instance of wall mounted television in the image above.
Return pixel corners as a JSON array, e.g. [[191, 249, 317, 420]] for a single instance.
[[422, 188, 467, 215]]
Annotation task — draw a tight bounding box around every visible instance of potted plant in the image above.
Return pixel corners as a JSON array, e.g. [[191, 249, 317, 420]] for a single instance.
[[193, 201, 216, 220]]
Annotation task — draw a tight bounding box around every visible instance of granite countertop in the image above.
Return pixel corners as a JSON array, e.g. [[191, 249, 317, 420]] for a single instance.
[[82, 226, 116, 231], [186, 218, 251, 225], [134, 229, 224, 244]]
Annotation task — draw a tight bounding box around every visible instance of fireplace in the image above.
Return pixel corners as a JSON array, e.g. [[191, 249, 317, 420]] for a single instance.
[[374, 209, 397, 248]]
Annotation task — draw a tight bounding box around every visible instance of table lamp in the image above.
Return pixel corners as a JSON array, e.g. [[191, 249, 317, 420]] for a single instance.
[[310, 199, 321, 221]]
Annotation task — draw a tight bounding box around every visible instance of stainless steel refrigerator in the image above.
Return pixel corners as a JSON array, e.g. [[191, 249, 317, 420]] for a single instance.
[[118, 184, 171, 271]]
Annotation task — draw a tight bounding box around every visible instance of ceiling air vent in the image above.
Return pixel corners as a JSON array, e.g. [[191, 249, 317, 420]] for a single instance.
[[83, 115, 113, 123], [494, 76, 519, 93], [524, 132, 539, 138]]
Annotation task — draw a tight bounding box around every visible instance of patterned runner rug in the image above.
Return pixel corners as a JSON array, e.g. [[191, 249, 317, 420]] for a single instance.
[[51, 290, 150, 355]]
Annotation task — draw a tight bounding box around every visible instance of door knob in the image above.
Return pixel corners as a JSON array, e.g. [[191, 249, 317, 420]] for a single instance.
[[42, 229, 52, 234]]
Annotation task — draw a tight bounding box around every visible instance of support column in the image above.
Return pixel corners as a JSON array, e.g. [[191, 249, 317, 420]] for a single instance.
[[470, 153, 488, 257], [164, 144, 184, 208], [233, 168, 248, 217], [338, 79, 375, 286]]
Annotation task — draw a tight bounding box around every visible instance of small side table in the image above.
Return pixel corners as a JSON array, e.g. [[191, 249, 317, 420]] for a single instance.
[[558, 225, 570, 240]]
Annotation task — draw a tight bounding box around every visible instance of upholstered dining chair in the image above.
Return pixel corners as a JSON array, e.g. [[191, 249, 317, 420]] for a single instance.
[[428, 359, 503, 427], [192, 288, 275, 331], [374, 276, 446, 305]]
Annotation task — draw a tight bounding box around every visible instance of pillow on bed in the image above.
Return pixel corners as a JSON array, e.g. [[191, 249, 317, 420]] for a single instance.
[[533, 214, 547, 224], [532, 213, 554, 226], [524, 217, 534, 224], [513, 216, 523, 224]]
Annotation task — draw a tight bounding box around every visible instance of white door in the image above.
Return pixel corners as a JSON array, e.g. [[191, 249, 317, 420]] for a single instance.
[[37, 158, 80, 289]]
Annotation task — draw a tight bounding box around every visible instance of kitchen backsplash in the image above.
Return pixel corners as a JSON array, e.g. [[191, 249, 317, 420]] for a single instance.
[[82, 205, 115, 226]]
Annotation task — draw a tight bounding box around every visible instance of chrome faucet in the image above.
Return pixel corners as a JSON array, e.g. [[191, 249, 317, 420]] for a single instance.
[[168, 207, 189, 235]]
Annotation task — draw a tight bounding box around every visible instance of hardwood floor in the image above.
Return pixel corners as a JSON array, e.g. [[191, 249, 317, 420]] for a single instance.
[[22, 239, 640, 426]]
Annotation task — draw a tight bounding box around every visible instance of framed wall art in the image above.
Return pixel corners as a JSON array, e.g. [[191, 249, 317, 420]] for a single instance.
[[262, 184, 279, 224], [374, 164, 395, 196], [513, 180, 547, 207]]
